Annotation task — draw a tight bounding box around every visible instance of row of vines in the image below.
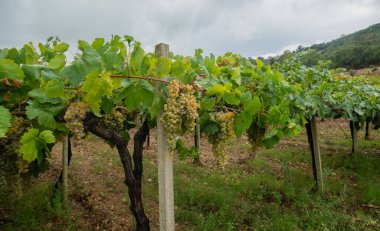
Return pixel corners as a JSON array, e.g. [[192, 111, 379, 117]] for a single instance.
[[1, 36, 379, 230]]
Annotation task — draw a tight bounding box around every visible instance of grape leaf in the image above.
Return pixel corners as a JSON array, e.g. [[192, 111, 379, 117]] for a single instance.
[[19, 128, 40, 162], [200, 97, 216, 111], [26, 100, 65, 129], [54, 42, 69, 53], [130, 42, 145, 72], [28, 88, 62, 104], [155, 56, 171, 77], [82, 71, 113, 116], [0, 106, 11, 137], [91, 38, 105, 50], [231, 67, 241, 85], [124, 81, 154, 111], [234, 111, 253, 137], [206, 84, 226, 96], [245, 96, 261, 115], [149, 93, 165, 119], [48, 54, 66, 70], [39, 130, 56, 143], [102, 46, 123, 71], [19, 128, 55, 162], [44, 79, 64, 98], [223, 92, 240, 105], [61, 59, 92, 84], [61, 45, 101, 84], [0, 58, 24, 81]]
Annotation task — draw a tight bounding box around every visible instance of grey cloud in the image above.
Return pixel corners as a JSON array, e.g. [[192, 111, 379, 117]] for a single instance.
[[0, 0, 379, 57]]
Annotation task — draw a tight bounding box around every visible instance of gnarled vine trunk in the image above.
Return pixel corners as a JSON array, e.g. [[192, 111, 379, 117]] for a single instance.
[[84, 114, 150, 231]]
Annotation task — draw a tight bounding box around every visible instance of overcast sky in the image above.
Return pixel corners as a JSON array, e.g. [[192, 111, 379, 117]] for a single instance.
[[1, 0, 379, 58]]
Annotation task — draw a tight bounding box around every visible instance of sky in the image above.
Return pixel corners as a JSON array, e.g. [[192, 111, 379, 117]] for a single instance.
[[0, 0, 379, 58]]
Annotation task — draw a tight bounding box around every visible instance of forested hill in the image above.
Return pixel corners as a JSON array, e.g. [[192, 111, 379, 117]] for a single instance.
[[270, 23, 380, 69]]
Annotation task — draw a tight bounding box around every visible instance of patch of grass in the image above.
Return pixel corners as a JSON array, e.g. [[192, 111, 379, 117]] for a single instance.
[[2, 183, 76, 231]]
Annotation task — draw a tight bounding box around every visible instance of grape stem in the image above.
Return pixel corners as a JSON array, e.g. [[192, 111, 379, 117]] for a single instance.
[[213, 105, 242, 112], [110, 74, 170, 83], [111, 74, 206, 85]]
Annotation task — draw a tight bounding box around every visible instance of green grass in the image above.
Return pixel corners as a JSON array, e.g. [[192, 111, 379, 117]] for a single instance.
[[170, 148, 380, 230], [1, 183, 76, 231]]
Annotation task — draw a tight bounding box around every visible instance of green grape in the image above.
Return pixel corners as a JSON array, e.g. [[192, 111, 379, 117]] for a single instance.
[[64, 102, 90, 144], [0, 117, 29, 191], [161, 81, 199, 153], [104, 108, 125, 130], [247, 123, 266, 153], [208, 112, 235, 160]]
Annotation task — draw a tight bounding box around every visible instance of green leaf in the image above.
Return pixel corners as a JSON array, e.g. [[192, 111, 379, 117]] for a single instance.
[[223, 92, 240, 105], [203, 123, 219, 135], [26, 100, 64, 129], [28, 88, 62, 104], [140, 56, 151, 76], [48, 54, 66, 70], [149, 93, 165, 119], [234, 111, 253, 137], [262, 135, 280, 148], [240, 92, 252, 105], [20, 128, 39, 144], [124, 81, 154, 111], [22, 64, 60, 81], [200, 97, 216, 111], [245, 96, 261, 115], [231, 67, 241, 85], [20, 44, 38, 64], [130, 42, 145, 72], [78, 40, 90, 50], [268, 107, 281, 124], [0, 106, 12, 137], [54, 42, 69, 53], [102, 46, 123, 71], [171, 60, 186, 77], [124, 35, 134, 44], [39, 130, 56, 143], [82, 46, 102, 66], [206, 84, 226, 96], [61, 59, 91, 85], [155, 56, 171, 77], [82, 71, 113, 116], [91, 38, 105, 50], [19, 128, 55, 163], [21, 64, 45, 80], [44, 79, 64, 98], [0, 58, 24, 81], [19, 128, 40, 162], [101, 96, 114, 114], [262, 129, 280, 148]]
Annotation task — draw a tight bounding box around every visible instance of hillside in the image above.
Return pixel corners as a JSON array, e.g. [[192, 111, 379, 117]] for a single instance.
[[271, 23, 380, 69]]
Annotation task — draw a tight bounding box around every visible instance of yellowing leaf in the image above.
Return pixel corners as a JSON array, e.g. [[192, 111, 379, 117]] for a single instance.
[[82, 71, 113, 116]]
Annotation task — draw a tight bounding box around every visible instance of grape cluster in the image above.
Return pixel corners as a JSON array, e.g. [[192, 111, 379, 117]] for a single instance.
[[64, 102, 90, 143], [104, 108, 125, 131], [161, 81, 199, 152], [0, 117, 29, 190], [247, 123, 266, 153], [208, 112, 235, 160]]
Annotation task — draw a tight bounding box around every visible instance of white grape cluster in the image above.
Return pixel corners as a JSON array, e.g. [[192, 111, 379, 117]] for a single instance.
[[161, 81, 199, 152], [64, 102, 90, 144], [247, 123, 266, 153], [0, 117, 29, 189], [104, 108, 125, 130], [209, 112, 235, 159]]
